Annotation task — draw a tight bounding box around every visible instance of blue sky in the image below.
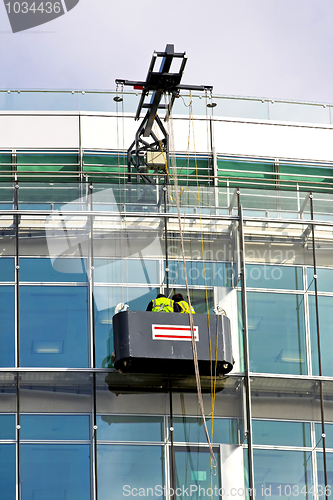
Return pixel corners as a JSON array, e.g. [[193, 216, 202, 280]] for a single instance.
[[1, 0, 333, 103]]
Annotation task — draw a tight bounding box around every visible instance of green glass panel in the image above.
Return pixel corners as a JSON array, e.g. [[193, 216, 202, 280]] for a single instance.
[[253, 420, 311, 447], [217, 160, 275, 190], [16, 152, 79, 181], [97, 415, 163, 441], [307, 268, 333, 293], [18, 182, 81, 209], [173, 417, 237, 444], [174, 156, 212, 186], [0, 153, 12, 179], [246, 265, 303, 290], [247, 292, 307, 375], [280, 163, 333, 186], [309, 296, 333, 376], [254, 449, 312, 500], [83, 153, 126, 183]]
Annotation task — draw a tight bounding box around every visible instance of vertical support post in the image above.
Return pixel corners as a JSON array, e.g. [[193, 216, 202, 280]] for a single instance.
[[212, 147, 218, 214], [164, 188, 169, 295], [169, 384, 176, 500], [310, 193, 329, 500], [16, 373, 21, 500], [237, 189, 255, 500]]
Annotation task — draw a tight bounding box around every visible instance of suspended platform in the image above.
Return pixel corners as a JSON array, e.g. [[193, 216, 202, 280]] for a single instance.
[[110, 311, 233, 393]]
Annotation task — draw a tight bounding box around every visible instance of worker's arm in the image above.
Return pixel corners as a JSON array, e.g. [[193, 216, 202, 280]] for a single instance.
[[146, 301, 153, 311], [174, 302, 181, 312]]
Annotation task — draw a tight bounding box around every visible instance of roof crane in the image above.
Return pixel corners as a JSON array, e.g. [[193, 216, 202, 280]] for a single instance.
[[116, 44, 213, 185]]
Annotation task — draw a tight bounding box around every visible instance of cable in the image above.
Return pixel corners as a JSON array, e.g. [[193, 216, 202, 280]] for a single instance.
[[167, 94, 217, 475]]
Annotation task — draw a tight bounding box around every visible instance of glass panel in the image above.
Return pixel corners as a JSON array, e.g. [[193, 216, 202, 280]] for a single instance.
[[173, 417, 237, 444], [254, 449, 313, 500], [247, 292, 307, 375], [174, 447, 220, 499], [316, 452, 333, 499], [246, 265, 302, 290], [18, 182, 82, 210], [0, 444, 16, 499], [83, 154, 126, 183], [252, 420, 311, 447], [19, 286, 89, 368], [19, 372, 93, 413], [16, 152, 79, 182], [0, 258, 14, 281], [168, 261, 234, 288], [0, 415, 15, 440], [307, 268, 333, 293], [97, 415, 163, 441], [0, 183, 13, 209], [309, 296, 333, 377], [94, 259, 159, 285], [21, 444, 90, 500], [0, 286, 15, 367], [20, 258, 87, 282], [315, 424, 333, 450], [94, 286, 158, 368], [21, 415, 90, 440], [97, 445, 164, 500]]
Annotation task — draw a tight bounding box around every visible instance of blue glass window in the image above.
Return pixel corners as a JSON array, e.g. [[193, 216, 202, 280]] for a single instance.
[[0, 286, 15, 367], [97, 415, 163, 441], [20, 286, 89, 368], [94, 259, 159, 285], [0, 415, 15, 440], [97, 445, 164, 500], [246, 265, 302, 290], [0, 258, 14, 282], [20, 258, 87, 282], [174, 447, 220, 498], [254, 449, 312, 499], [317, 452, 333, 498], [21, 415, 90, 440], [307, 268, 333, 293], [21, 444, 90, 500], [0, 445, 16, 499], [247, 292, 307, 375], [168, 261, 234, 288], [94, 286, 158, 368], [253, 420, 311, 447], [315, 424, 333, 450], [309, 296, 333, 376], [173, 417, 238, 444]]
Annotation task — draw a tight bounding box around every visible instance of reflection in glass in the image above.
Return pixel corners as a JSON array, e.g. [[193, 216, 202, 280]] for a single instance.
[[97, 415, 163, 441], [0, 286, 15, 367], [0, 445, 16, 499], [94, 286, 157, 368], [174, 447, 220, 499], [173, 417, 237, 444], [316, 424, 333, 450], [247, 292, 307, 375], [246, 265, 302, 290], [309, 296, 333, 376], [0, 258, 14, 282], [20, 286, 89, 367], [254, 449, 312, 500], [252, 420, 311, 447], [316, 452, 333, 499], [21, 415, 90, 440], [0, 415, 15, 440], [21, 444, 90, 500], [97, 445, 164, 500], [20, 258, 87, 282], [94, 259, 159, 285]]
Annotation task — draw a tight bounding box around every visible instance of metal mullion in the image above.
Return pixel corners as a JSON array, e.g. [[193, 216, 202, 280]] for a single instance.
[[311, 421, 319, 500], [237, 190, 255, 500], [310, 193, 329, 500], [303, 265, 312, 377]]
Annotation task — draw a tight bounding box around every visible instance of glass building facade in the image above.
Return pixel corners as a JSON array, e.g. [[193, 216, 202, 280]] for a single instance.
[[1, 92, 333, 499]]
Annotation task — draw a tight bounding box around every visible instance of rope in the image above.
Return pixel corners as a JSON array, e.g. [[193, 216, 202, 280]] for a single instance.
[[167, 94, 217, 475]]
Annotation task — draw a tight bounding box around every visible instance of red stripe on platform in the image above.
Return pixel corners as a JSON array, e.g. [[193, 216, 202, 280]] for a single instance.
[[155, 334, 194, 339], [154, 326, 194, 331]]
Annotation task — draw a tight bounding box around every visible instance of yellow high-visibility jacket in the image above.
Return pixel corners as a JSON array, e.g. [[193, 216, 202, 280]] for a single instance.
[[178, 300, 195, 314], [152, 297, 174, 313]]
